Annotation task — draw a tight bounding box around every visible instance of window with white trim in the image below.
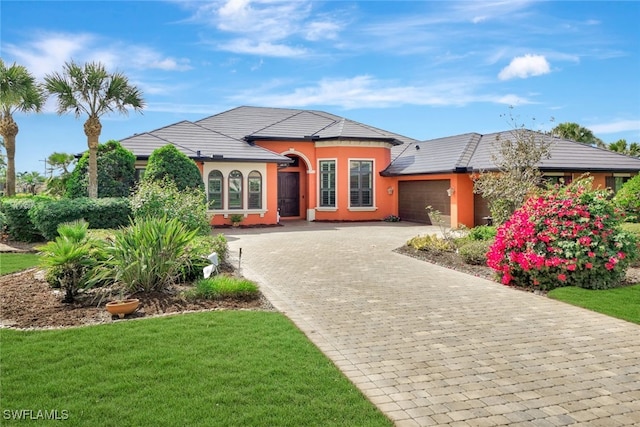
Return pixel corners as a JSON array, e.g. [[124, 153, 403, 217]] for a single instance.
[[349, 160, 373, 207], [207, 170, 223, 209], [228, 170, 243, 209], [319, 160, 336, 207], [248, 171, 262, 209]]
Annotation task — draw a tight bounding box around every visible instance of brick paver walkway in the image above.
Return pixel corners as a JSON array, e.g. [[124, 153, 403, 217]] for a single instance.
[[225, 221, 640, 426]]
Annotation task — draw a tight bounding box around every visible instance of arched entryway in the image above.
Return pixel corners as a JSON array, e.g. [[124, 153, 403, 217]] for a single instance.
[[277, 154, 309, 219]]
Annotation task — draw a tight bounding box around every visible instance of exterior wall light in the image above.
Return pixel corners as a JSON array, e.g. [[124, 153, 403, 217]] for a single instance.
[[387, 186, 394, 195], [446, 187, 455, 197]]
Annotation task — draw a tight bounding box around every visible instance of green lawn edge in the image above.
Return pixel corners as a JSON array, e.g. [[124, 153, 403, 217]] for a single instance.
[[0, 253, 41, 276], [0, 311, 391, 427], [548, 284, 640, 325]]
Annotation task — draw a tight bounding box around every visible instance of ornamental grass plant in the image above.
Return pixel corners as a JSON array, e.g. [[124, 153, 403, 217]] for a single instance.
[[487, 177, 637, 290]]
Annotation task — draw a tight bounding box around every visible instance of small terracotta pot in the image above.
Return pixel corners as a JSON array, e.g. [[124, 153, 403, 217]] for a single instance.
[[106, 299, 140, 319]]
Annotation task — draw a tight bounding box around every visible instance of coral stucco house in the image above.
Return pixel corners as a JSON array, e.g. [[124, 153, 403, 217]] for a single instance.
[[120, 106, 640, 228]]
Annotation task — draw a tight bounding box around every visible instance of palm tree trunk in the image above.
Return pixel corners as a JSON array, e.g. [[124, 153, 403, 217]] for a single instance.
[[84, 116, 102, 198], [0, 114, 18, 197]]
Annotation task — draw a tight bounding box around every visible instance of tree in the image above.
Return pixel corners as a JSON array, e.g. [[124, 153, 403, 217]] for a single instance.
[[473, 113, 552, 225], [0, 138, 6, 194], [66, 140, 136, 198], [609, 139, 640, 157], [17, 171, 45, 195], [48, 152, 76, 175], [143, 144, 204, 191], [0, 59, 46, 196], [45, 152, 76, 197], [551, 122, 604, 147], [44, 61, 144, 198]]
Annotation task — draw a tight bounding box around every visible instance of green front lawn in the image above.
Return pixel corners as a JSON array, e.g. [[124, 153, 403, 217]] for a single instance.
[[0, 253, 40, 275], [548, 284, 640, 324], [0, 311, 391, 427]]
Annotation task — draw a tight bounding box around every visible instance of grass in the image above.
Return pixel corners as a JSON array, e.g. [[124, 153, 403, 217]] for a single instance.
[[187, 275, 259, 300], [0, 311, 391, 427], [548, 284, 640, 324], [621, 222, 640, 235], [0, 253, 40, 275]]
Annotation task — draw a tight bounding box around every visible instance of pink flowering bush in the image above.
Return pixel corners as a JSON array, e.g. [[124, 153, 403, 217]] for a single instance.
[[487, 177, 638, 290]]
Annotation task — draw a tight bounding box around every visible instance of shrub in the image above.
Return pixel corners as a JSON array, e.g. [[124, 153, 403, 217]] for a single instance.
[[29, 197, 131, 240], [0, 197, 47, 241], [458, 240, 492, 265], [66, 140, 136, 198], [407, 234, 455, 253], [0, 210, 7, 234], [94, 216, 198, 293], [383, 214, 401, 222], [468, 225, 497, 241], [142, 144, 204, 191], [37, 220, 102, 302], [186, 276, 258, 300], [130, 178, 209, 235], [488, 177, 638, 290], [614, 174, 640, 222], [621, 223, 640, 267], [180, 234, 229, 282]]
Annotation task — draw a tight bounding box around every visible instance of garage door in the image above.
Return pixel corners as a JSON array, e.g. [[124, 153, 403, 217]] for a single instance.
[[398, 180, 451, 225]]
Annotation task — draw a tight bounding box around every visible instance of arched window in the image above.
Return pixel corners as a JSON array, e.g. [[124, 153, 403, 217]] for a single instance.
[[207, 170, 223, 209], [248, 171, 262, 209], [228, 170, 243, 209]]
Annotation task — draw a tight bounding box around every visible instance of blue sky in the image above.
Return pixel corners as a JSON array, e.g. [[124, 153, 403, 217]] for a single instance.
[[2, 0, 639, 175]]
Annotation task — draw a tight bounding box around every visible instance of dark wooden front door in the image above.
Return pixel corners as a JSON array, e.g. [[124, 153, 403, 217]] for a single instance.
[[278, 172, 300, 217]]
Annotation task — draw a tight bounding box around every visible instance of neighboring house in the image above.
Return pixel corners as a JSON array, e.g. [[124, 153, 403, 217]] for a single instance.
[[119, 106, 640, 228]]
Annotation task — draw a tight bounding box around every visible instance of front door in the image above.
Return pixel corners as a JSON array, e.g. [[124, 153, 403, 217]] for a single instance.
[[278, 172, 300, 217]]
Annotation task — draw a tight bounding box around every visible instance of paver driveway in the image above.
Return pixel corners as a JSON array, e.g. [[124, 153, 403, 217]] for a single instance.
[[224, 221, 640, 426]]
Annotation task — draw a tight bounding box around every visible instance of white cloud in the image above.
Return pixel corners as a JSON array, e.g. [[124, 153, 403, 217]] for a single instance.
[[588, 120, 640, 134], [189, 0, 344, 57], [3, 32, 191, 79], [305, 21, 342, 41], [218, 39, 307, 57], [3, 33, 94, 78], [498, 54, 551, 80], [228, 75, 533, 109], [494, 94, 534, 106]]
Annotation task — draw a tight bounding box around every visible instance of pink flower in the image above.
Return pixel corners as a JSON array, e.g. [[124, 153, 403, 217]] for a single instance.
[[578, 236, 592, 246], [566, 264, 577, 271], [585, 262, 593, 269], [558, 273, 567, 282]]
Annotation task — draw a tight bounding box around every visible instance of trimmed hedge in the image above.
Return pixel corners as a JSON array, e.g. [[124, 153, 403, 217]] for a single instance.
[[0, 197, 48, 242], [29, 198, 131, 240]]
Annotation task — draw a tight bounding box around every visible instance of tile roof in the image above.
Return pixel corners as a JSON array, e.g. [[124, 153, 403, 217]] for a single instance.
[[120, 106, 419, 162], [195, 106, 417, 144], [120, 120, 289, 162], [383, 130, 640, 176]]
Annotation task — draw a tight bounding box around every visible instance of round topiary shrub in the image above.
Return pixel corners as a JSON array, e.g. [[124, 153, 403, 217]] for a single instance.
[[142, 144, 204, 191], [66, 140, 136, 198], [487, 177, 637, 290]]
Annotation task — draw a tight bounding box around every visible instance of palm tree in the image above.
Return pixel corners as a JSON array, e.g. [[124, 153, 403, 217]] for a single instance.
[[551, 122, 605, 148], [44, 61, 144, 198], [609, 139, 640, 157], [0, 60, 46, 196]]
